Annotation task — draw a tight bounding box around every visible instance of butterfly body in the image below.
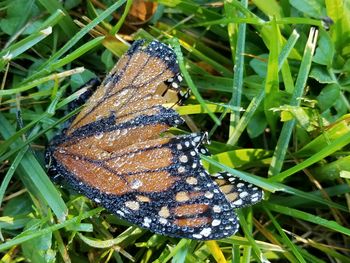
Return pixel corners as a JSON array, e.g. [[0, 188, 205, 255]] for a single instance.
[[46, 39, 262, 240]]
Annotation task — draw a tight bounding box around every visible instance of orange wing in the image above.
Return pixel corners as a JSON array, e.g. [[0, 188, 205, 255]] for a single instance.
[[46, 40, 261, 240]]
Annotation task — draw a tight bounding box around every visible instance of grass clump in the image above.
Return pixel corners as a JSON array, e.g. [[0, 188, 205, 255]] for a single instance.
[[1, 0, 350, 262]]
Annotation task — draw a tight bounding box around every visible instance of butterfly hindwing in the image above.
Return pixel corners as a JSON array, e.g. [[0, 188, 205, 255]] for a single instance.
[[49, 133, 239, 240], [212, 172, 263, 209]]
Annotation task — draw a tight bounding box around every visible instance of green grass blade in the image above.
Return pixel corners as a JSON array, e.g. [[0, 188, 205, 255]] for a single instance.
[[268, 27, 319, 177], [263, 17, 280, 135], [0, 208, 102, 252], [236, 210, 266, 263], [171, 38, 221, 125], [24, 0, 126, 82], [265, 203, 350, 237], [0, 113, 67, 221], [263, 206, 306, 263], [228, 0, 247, 129], [37, 0, 77, 37], [227, 29, 300, 145], [0, 67, 84, 97], [0, 28, 52, 70], [0, 147, 28, 209], [270, 130, 350, 182]]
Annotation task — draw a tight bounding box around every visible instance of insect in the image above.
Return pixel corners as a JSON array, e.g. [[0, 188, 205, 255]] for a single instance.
[[46, 39, 263, 240]]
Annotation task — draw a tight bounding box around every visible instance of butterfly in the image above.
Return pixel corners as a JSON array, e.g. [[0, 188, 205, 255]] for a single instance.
[[46, 39, 263, 240]]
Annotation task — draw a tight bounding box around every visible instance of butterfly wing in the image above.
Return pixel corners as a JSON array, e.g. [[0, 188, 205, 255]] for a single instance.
[[213, 172, 264, 208], [67, 40, 181, 134], [47, 40, 240, 240], [49, 133, 239, 239]]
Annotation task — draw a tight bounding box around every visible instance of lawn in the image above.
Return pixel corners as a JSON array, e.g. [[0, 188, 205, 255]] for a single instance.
[[1, 0, 350, 262]]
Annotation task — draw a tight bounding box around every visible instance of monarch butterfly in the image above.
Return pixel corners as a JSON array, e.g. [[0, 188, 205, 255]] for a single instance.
[[46, 39, 263, 240]]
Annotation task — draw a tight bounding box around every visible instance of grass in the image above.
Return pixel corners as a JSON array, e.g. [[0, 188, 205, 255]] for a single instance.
[[1, 0, 350, 262]]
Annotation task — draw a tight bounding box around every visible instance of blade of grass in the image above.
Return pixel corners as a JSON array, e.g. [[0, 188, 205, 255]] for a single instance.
[[263, 206, 306, 263], [206, 0, 248, 137], [0, 70, 81, 156], [37, 9, 67, 31], [220, 236, 284, 251], [175, 104, 226, 115], [232, 244, 240, 263], [155, 22, 233, 68], [0, 27, 52, 71], [253, 217, 298, 262], [236, 210, 266, 263], [0, 112, 67, 221], [206, 240, 227, 263], [169, 36, 232, 77], [296, 118, 350, 156], [171, 239, 190, 263], [171, 38, 221, 125], [268, 27, 319, 177], [241, 208, 253, 262], [0, 91, 68, 221], [201, 154, 282, 192], [252, 0, 283, 19], [24, 0, 126, 83], [227, 29, 300, 145], [269, 130, 350, 182], [0, 146, 28, 209], [189, 17, 264, 27], [158, 239, 191, 263], [110, 0, 132, 35], [0, 208, 103, 252], [0, 105, 81, 163], [293, 234, 350, 263], [230, 0, 247, 140], [264, 203, 350, 237], [161, 1, 229, 40], [264, 17, 280, 135], [78, 227, 142, 248], [189, 17, 322, 28], [49, 36, 104, 69], [52, 230, 71, 263], [0, 67, 84, 97], [37, 0, 77, 37], [270, 184, 350, 208]]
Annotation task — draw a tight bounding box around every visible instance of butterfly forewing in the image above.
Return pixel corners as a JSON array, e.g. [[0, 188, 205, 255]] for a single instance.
[[47, 39, 262, 240], [68, 40, 178, 133]]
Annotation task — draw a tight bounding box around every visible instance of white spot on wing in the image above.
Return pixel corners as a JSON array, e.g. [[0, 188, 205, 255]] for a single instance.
[[159, 218, 168, 225], [212, 219, 221, 226], [200, 227, 212, 237], [125, 201, 140, 210], [186, 177, 198, 185], [232, 199, 243, 206], [193, 234, 203, 239], [205, 191, 214, 199], [130, 179, 143, 189], [143, 217, 152, 227], [239, 191, 249, 198], [179, 155, 188, 163], [213, 205, 222, 213]]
